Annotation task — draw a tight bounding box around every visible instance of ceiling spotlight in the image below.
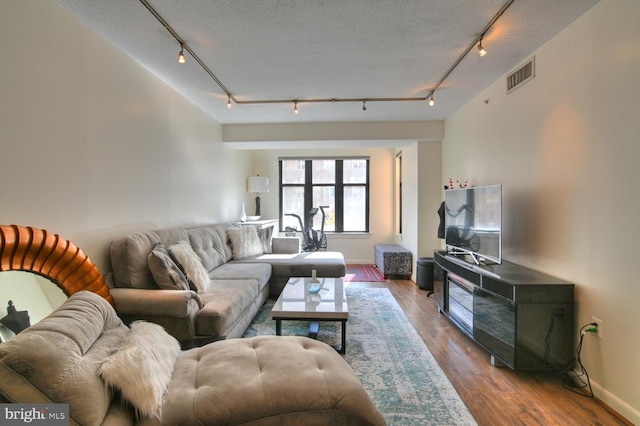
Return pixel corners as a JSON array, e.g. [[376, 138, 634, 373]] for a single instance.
[[362, 101, 367, 111], [178, 43, 186, 64], [428, 94, 435, 107], [227, 94, 232, 110], [477, 37, 487, 57], [293, 102, 299, 115]]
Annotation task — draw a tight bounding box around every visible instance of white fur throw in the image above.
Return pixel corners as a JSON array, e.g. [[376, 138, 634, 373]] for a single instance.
[[228, 226, 264, 259], [98, 321, 181, 420], [168, 240, 210, 293]]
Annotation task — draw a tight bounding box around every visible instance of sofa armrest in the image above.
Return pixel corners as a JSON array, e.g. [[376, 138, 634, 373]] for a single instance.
[[272, 237, 300, 254], [110, 288, 203, 318]]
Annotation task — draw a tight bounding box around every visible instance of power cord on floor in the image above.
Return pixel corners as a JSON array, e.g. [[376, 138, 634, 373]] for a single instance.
[[561, 323, 597, 397]]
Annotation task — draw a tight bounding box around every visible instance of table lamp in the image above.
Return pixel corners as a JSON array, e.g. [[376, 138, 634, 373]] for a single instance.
[[247, 176, 269, 217]]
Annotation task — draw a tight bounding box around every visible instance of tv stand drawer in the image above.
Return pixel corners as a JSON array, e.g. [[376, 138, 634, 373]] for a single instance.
[[481, 276, 514, 300]]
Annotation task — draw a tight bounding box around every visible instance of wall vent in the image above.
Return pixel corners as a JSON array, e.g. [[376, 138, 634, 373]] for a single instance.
[[506, 56, 535, 94]]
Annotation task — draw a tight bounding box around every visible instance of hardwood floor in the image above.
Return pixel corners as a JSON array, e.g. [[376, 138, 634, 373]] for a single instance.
[[354, 279, 632, 426]]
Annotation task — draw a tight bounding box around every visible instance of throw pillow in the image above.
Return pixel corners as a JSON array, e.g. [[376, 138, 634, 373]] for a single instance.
[[227, 226, 263, 259], [148, 244, 190, 291], [98, 321, 181, 420], [258, 226, 274, 254], [168, 241, 210, 293]]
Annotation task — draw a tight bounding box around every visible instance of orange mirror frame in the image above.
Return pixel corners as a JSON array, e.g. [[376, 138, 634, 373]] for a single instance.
[[0, 225, 113, 304]]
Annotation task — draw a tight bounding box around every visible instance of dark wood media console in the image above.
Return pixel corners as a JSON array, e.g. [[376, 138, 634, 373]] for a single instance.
[[433, 250, 575, 370]]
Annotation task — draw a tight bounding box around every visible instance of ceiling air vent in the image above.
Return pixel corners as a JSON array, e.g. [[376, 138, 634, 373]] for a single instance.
[[506, 56, 535, 94]]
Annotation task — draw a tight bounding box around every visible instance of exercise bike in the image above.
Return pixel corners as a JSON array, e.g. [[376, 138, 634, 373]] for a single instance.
[[285, 206, 329, 252]]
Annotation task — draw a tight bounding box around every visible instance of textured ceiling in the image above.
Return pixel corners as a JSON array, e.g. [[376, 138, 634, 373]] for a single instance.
[[55, 0, 598, 124]]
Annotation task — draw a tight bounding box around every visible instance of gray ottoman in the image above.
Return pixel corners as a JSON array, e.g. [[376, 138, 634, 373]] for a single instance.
[[374, 244, 412, 279], [167, 336, 387, 425]]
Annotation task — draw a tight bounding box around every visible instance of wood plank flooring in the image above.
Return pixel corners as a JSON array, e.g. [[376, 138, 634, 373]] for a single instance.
[[350, 279, 632, 426]]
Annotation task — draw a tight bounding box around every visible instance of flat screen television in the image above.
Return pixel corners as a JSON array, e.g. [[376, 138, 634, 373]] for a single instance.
[[444, 184, 502, 265]]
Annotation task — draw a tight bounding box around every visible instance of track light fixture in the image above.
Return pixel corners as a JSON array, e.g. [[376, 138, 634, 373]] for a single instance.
[[141, 0, 515, 114], [478, 37, 487, 57], [178, 43, 186, 64]]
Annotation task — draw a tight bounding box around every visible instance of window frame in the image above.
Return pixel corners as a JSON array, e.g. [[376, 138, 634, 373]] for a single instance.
[[279, 157, 370, 233]]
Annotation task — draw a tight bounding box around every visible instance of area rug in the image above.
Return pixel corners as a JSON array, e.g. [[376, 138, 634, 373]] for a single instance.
[[344, 263, 387, 282], [242, 288, 476, 426]]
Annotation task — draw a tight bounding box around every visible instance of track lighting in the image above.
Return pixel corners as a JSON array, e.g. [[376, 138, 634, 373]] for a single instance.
[[141, 0, 514, 116], [477, 37, 487, 57], [178, 43, 186, 64]]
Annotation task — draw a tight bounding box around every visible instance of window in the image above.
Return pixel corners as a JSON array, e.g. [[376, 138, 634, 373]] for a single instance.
[[280, 158, 369, 233]]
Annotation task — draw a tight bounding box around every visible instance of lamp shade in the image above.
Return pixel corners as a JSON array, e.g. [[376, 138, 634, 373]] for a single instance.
[[248, 176, 269, 193]]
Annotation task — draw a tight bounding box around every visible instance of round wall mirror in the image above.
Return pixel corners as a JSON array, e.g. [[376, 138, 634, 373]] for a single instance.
[[0, 272, 67, 342], [0, 225, 112, 341]]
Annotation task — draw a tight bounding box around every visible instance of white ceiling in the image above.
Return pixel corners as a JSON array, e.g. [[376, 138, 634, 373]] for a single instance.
[[55, 0, 598, 125]]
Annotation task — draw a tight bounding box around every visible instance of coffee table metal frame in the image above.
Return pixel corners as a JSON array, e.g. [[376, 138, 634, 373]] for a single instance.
[[271, 277, 348, 354]]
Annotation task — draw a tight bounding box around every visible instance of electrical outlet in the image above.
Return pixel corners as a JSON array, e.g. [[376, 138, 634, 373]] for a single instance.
[[592, 317, 603, 339]]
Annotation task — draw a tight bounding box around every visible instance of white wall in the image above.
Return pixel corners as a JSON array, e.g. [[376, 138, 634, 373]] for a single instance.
[[391, 141, 442, 280], [443, 0, 640, 421], [0, 1, 251, 273], [417, 141, 443, 258]]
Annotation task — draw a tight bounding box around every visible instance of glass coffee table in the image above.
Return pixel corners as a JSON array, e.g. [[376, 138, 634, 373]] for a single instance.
[[271, 277, 348, 353]]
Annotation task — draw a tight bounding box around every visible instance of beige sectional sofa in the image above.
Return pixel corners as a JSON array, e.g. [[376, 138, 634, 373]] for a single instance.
[[109, 222, 346, 345], [0, 291, 386, 425]]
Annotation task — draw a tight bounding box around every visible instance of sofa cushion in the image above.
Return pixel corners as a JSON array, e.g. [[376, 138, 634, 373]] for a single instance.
[[110, 227, 190, 289], [99, 321, 181, 420], [258, 226, 274, 254], [233, 251, 346, 278], [213, 223, 241, 261], [227, 226, 263, 259], [169, 241, 210, 293], [148, 243, 191, 291], [208, 262, 271, 284], [272, 237, 300, 254], [0, 291, 130, 425], [196, 278, 264, 337], [187, 226, 227, 272]]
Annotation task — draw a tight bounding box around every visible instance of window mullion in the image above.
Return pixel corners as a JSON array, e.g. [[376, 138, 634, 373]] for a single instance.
[[335, 160, 344, 232], [304, 160, 313, 230]]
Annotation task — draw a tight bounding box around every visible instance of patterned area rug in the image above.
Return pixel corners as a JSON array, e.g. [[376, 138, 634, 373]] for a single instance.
[[243, 287, 477, 426], [344, 264, 387, 282]]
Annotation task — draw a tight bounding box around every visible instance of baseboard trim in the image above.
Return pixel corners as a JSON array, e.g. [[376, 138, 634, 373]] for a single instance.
[[591, 380, 638, 425], [345, 259, 374, 265]]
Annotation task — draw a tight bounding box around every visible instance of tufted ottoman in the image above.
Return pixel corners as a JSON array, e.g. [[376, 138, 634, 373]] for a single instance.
[[163, 335, 386, 425]]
